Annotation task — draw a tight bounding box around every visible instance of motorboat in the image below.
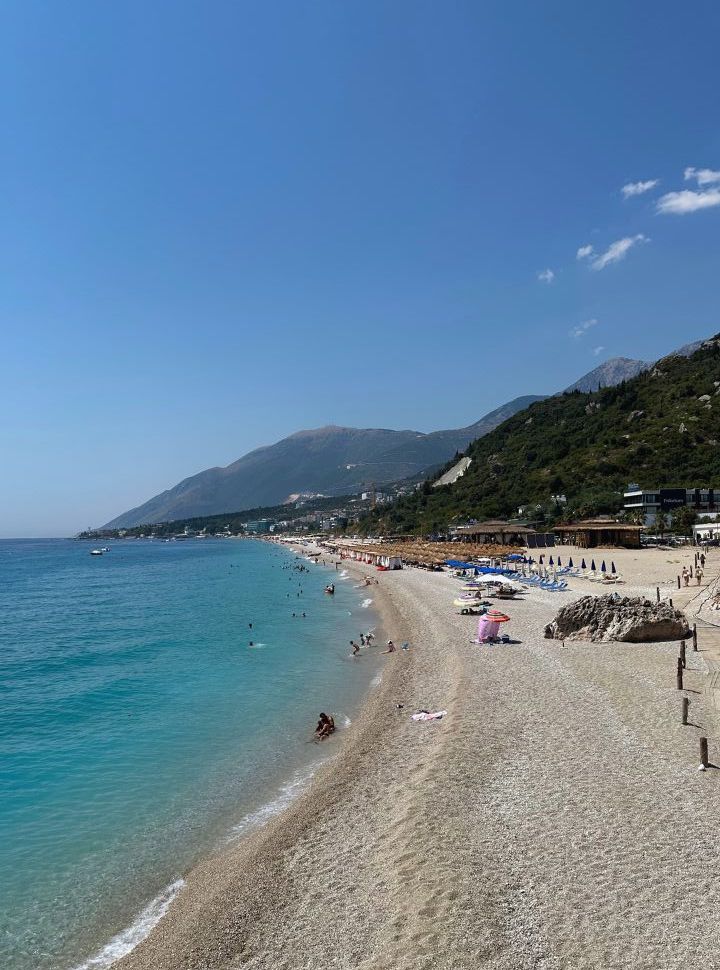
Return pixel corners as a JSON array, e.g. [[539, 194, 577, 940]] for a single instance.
[[90, 549, 103, 556]]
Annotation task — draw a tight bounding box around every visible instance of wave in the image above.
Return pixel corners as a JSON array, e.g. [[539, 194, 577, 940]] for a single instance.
[[71, 879, 185, 970], [229, 766, 316, 839], [361, 598, 373, 608]]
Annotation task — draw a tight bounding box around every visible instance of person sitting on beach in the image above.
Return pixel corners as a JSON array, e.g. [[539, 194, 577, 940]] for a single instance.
[[383, 640, 396, 654], [315, 713, 335, 739]]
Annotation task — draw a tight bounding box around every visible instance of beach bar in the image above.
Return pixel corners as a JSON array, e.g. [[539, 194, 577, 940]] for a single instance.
[[553, 518, 643, 549], [451, 521, 536, 545]]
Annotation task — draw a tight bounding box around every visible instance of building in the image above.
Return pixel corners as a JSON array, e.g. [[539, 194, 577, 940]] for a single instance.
[[320, 515, 349, 532], [693, 522, 720, 544], [244, 519, 274, 534], [554, 518, 643, 549], [623, 484, 720, 525], [451, 521, 536, 545]]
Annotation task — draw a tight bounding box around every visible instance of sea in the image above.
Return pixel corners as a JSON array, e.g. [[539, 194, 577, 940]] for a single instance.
[[0, 538, 380, 970]]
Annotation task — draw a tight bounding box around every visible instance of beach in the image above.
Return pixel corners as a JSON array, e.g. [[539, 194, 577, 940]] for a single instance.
[[116, 545, 720, 970]]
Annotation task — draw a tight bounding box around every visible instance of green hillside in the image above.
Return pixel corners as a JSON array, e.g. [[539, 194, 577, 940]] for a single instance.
[[360, 337, 720, 534]]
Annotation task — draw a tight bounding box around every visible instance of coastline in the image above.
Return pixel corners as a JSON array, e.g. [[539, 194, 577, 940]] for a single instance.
[[116, 546, 720, 970]]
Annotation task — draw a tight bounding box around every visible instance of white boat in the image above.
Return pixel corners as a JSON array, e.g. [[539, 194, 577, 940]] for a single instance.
[[90, 549, 103, 556]]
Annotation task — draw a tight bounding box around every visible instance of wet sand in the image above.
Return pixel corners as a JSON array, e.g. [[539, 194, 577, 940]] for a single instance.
[[117, 546, 720, 970]]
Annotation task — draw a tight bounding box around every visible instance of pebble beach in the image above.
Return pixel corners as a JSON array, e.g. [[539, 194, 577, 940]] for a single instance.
[[116, 545, 720, 970]]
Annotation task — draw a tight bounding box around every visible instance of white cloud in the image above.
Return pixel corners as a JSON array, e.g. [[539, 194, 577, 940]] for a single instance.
[[684, 167, 720, 186], [537, 268, 555, 283], [591, 234, 649, 270], [621, 179, 659, 198], [570, 318, 598, 339], [592, 345, 605, 356], [576, 244, 594, 260], [656, 188, 720, 214]]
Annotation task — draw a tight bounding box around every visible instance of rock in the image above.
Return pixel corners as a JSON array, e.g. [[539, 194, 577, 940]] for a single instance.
[[627, 409, 645, 422], [544, 594, 690, 643]]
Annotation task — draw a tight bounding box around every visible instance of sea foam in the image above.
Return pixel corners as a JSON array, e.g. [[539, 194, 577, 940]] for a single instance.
[[71, 879, 185, 970]]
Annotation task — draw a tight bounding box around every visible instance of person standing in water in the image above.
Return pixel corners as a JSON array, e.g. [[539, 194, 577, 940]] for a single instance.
[[350, 640, 360, 656]]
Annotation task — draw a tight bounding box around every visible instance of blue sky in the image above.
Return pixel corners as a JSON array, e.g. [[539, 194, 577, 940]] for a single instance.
[[2, 1, 719, 536]]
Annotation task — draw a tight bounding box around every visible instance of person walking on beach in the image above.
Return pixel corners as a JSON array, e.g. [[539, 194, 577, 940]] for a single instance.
[[682, 567, 690, 587], [696, 566, 704, 585], [701, 552, 706, 568]]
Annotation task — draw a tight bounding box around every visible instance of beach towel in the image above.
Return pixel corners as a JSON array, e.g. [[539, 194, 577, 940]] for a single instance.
[[411, 710, 447, 721]]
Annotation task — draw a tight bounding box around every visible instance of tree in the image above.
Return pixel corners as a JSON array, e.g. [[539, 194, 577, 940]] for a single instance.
[[654, 510, 667, 539]]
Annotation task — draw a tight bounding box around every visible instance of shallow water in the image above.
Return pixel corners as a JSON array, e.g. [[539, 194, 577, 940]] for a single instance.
[[0, 538, 377, 970]]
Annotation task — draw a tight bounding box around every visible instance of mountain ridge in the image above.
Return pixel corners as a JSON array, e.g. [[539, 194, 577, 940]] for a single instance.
[[103, 341, 708, 528]]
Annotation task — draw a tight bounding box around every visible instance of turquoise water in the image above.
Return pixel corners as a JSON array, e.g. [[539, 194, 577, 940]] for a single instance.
[[0, 539, 378, 970]]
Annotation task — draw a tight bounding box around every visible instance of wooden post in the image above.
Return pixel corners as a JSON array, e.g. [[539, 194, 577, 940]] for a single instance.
[[676, 658, 684, 690], [680, 641, 686, 668], [700, 737, 709, 768], [682, 697, 690, 725], [670, 599, 673, 608], [690, 566, 694, 578], [677, 575, 681, 589], [693, 624, 698, 652], [656, 586, 660, 603]]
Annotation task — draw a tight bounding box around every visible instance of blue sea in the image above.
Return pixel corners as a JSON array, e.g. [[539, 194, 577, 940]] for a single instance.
[[0, 538, 379, 970]]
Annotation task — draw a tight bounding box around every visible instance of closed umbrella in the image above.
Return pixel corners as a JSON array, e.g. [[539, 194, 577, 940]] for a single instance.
[[581, 558, 586, 569], [611, 561, 616, 574], [549, 556, 554, 566], [591, 559, 596, 571], [601, 560, 607, 573], [569, 557, 574, 567], [539, 555, 544, 564], [557, 556, 562, 566]]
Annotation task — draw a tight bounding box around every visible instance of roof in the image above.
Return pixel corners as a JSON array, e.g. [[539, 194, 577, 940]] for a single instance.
[[553, 520, 643, 533], [454, 521, 536, 535]]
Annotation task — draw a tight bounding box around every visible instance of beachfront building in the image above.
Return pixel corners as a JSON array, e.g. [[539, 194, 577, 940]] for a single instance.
[[451, 521, 536, 545], [623, 484, 720, 525], [554, 518, 643, 549], [244, 519, 274, 534]]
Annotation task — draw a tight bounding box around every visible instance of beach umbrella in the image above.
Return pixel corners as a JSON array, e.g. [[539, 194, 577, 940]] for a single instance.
[[611, 561, 616, 574], [549, 556, 554, 566], [601, 560, 607, 573], [539, 555, 544, 564], [581, 558, 586, 569], [569, 557, 574, 567], [557, 556, 562, 566], [591, 559, 596, 571]]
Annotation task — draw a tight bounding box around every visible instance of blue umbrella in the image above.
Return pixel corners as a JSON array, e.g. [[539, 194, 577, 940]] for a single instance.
[[557, 556, 562, 566], [569, 557, 574, 567], [611, 561, 616, 574], [601, 560, 607, 573], [591, 559, 596, 571], [539, 555, 544, 564], [549, 556, 554, 566], [581, 558, 586, 569]]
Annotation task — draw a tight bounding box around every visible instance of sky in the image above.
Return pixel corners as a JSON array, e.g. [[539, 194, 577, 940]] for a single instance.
[[1, 1, 719, 536]]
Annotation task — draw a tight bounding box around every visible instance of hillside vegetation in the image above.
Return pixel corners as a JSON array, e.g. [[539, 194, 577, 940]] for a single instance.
[[361, 338, 720, 534]]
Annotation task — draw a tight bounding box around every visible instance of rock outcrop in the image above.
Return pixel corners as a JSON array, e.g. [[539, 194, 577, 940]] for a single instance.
[[544, 594, 690, 643]]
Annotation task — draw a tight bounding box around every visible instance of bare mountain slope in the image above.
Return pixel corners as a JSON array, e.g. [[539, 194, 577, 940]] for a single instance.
[[103, 397, 542, 528]]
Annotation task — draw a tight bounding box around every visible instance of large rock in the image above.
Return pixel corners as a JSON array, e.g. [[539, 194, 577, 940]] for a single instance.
[[544, 594, 690, 643]]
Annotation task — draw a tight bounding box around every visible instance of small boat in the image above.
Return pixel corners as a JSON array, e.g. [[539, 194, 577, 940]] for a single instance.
[[100, 547, 110, 552], [90, 549, 103, 556]]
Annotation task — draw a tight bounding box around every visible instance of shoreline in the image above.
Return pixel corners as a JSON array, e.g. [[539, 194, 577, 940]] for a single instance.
[[115, 545, 720, 970]]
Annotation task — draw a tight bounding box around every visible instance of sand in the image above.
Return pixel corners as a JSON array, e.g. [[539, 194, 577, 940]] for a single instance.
[[116, 545, 720, 970]]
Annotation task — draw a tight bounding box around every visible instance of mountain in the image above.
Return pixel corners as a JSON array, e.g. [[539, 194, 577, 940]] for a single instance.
[[103, 396, 543, 528], [564, 357, 650, 393], [361, 337, 720, 534]]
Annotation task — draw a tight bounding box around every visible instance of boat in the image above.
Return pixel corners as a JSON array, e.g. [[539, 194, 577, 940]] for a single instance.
[[90, 549, 103, 556]]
